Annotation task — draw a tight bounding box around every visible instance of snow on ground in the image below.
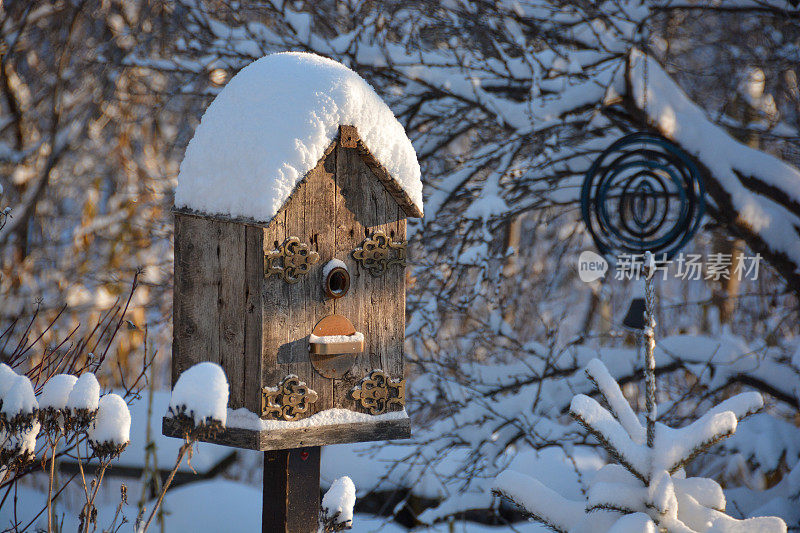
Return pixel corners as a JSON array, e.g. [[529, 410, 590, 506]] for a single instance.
[[8, 479, 549, 532], [176, 51, 423, 222], [169, 361, 229, 425]]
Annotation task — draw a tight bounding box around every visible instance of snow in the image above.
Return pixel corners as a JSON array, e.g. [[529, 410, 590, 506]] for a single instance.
[[607, 513, 656, 533], [59, 389, 233, 474], [0, 363, 17, 399], [89, 394, 131, 446], [498, 358, 787, 533], [323, 258, 347, 279], [169, 362, 229, 426], [176, 52, 423, 223], [66, 372, 100, 412], [308, 332, 364, 344], [628, 49, 800, 270], [10, 479, 550, 532], [492, 470, 584, 532], [321, 476, 356, 527], [38, 374, 78, 409], [226, 406, 406, 431], [2, 420, 40, 458], [1, 374, 38, 419], [585, 358, 645, 444]]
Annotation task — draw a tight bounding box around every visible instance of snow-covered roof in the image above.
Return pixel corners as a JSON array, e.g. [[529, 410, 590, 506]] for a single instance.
[[175, 52, 423, 223]]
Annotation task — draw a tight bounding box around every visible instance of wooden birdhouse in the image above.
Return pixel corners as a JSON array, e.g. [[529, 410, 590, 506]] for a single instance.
[[163, 52, 424, 453]]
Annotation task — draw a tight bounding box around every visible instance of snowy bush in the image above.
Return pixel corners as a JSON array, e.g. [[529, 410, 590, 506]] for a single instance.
[[38, 373, 78, 433], [493, 358, 787, 533], [66, 372, 101, 430], [1, 420, 40, 469], [88, 393, 131, 459], [168, 362, 229, 432], [1, 373, 38, 432], [320, 476, 356, 532]]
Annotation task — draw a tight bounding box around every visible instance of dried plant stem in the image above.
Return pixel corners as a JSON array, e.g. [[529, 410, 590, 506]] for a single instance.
[[75, 441, 90, 501], [81, 460, 111, 533], [141, 441, 191, 533], [46, 434, 61, 533]]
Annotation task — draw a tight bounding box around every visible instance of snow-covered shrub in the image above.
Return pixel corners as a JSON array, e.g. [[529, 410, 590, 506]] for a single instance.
[[320, 476, 356, 532], [1, 373, 39, 432], [0, 363, 19, 429], [38, 373, 78, 433], [66, 372, 100, 430], [493, 358, 787, 533], [88, 393, 131, 459], [1, 420, 40, 468], [168, 362, 229, 437]]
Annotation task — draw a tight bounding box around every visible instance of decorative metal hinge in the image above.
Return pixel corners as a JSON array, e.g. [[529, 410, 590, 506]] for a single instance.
[[261, 375, 319, 421], [350, 370, 405, 415], [265, 237, 320, 283], [352, 231, 406, 276]]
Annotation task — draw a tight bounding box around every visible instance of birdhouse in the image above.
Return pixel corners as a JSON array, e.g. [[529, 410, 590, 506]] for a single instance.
[[163, 53, 423, 451]]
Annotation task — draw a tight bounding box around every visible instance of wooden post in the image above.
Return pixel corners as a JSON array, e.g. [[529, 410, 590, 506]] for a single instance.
[[262, 446, 321, 533]]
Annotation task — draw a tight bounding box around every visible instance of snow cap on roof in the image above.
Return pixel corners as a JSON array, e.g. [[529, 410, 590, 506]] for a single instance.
[[176, 52, 423, 223]]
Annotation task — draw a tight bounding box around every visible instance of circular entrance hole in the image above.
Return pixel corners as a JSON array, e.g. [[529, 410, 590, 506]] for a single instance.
[[324, 266, 350, 299]]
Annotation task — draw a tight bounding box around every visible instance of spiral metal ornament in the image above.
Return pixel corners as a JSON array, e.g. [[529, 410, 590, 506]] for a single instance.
[[581, 133, 705, 260]]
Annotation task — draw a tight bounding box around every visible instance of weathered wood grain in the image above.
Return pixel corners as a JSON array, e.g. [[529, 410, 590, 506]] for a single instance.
[[218, 222, 246, 409], [173, 214, 262, 412], [162, 416, 411, 451], [172, 213, 221, 384], [332, 138, 406, 413], [244, 225, 264, 414]]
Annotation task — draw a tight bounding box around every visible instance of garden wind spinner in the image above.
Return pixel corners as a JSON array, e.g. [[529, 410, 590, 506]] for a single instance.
[[581, 132, 705, 261]]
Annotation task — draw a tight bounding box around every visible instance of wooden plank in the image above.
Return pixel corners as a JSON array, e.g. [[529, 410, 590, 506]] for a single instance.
[[244, 225, 264, 414], [262, 446, 320, 533], [332, 141, 406, 413], [262, 209, 289, 391], [262, 144, 336, 415], [172, 214, 221, 385], [218, 221, 246, 409], [162, 416, 411, 451]]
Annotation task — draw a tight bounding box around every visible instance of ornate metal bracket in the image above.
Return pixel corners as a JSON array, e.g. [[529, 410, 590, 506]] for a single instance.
[[352, 231, 406, 276], [350, 370, 405, 415], [261, 375, 319, 421], [265, 237, 320, 283]]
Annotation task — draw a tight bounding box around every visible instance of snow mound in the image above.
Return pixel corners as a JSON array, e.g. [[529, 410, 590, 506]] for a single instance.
[[175, 52, 423, 222], [38, 374, 78, 410], [0, 363, 17, 399], [89, 394, 131, 446], [321, 476, 356, 528], [1, 374, 38, 419], [169, 362, 229, 426], [67, 372, 100, 412]]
